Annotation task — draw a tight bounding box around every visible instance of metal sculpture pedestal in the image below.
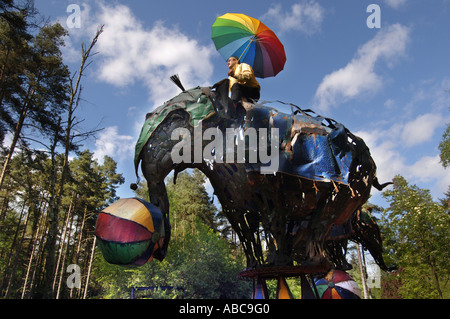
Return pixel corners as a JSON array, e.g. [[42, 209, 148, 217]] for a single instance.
[[239, 264, 329, 299]]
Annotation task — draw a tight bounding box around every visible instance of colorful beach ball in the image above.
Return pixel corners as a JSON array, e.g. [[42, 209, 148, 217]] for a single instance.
[[314, 270, 361, 299], [95, 198, 165, 266]]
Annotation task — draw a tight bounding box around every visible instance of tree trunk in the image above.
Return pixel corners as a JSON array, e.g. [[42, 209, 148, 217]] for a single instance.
[[0, 181, 13, 224], [70, 205, 86, 299], [21, 197, 48, 299], [429, 256, 443, 299], [83, 236, 96, 299], [356, 243, 369, 299], [41, 116, 62, 298], [4, 203, 31, 298], [55, 216, 72, 299], [0, 46, 12, 109], [29, 208, 49, 298], [0, 201, 26, 296], [53, 193, 75, 296], [0, 86, 35, 191]]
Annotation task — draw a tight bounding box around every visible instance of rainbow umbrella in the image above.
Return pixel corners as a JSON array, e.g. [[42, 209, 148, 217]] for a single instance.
[[211, 13, 286, 78], [314, 270, 361, 299]]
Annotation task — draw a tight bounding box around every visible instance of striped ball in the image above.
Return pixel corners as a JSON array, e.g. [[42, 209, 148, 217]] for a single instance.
[[95, 198, 164, 266], [314, 270, 361, 299]]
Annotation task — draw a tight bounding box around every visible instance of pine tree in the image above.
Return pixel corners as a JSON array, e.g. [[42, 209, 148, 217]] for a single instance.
[[0, 20, 69, 192], [166, 170, 218, 235]]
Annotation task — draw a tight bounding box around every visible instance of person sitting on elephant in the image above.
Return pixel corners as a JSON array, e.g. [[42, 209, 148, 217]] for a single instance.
[[227, 56, 260, 111]]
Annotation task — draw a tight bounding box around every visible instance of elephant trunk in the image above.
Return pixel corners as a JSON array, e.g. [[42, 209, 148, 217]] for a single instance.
[[145, 176, 171, 261]]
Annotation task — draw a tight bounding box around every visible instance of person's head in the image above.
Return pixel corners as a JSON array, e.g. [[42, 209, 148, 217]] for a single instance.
[[227, 56, 240, 69]]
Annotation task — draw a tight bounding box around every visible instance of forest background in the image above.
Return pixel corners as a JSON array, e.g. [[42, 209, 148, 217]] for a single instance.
[[0, 0, 448, 299]]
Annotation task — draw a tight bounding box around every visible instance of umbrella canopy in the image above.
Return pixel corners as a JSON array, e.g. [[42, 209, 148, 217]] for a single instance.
[[212, 13, 286, 78], [314, 270, 361, 299]]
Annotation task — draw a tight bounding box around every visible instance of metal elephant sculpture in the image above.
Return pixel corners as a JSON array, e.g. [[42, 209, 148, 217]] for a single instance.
[[132, 80, 393, 275]]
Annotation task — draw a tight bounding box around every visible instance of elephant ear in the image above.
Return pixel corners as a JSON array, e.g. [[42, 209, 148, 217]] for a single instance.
[[133, 86, 217, 183]]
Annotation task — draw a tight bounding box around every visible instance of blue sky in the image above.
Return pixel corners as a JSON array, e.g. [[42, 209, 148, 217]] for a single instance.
[[34, 0, 450, 208]]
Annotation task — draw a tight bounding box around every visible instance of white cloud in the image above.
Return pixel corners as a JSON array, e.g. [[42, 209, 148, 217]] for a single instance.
[[355, 130, 405, 185], [408, 155, 447, 183], [94, 126, 134, 163], [354, 78, 450, 202], [313, 24, 410, 112], [64, 2, 215, 107], [384, 0, 407, 9], [354, 111, 450, 201], [94, 3, 215, 106], [400, 113, 443, 147], [384, 98, 396, 109], [260, 1, 324, 35]]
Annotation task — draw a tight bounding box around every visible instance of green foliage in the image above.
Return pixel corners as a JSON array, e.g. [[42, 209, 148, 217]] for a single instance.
[[1, 16, 69, 144], [439, 123, 450, 168], [167, 170, 218, 232], [91, 218, 252, 299], [91, 170, 252, 299], [0, 148, 124, 298], [380, 175, 450, 298], [0, 0, 120, 299]]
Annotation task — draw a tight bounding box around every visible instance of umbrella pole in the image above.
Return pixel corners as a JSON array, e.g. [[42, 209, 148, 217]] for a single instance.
[[238, 35, 257, 62]]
